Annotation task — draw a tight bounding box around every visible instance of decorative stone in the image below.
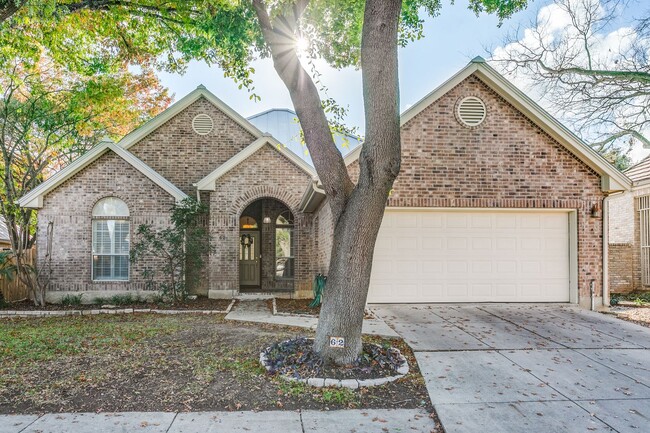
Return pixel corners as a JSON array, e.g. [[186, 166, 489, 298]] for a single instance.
[[323, 378, 341, 387], [307, 378, 325, 387], [259, 339, 409, 389], [340, 379, 359, 389]]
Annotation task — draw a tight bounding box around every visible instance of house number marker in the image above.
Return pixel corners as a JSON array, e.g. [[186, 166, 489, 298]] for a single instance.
[[329, 337, 345, 348]]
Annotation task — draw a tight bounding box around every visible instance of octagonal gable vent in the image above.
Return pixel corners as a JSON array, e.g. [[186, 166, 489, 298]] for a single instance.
[[192, 113, 214, 135], [457, 96, 486, 127]]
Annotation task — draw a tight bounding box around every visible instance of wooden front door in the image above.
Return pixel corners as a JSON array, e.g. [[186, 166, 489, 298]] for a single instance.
[[239, 231, 260, 286]]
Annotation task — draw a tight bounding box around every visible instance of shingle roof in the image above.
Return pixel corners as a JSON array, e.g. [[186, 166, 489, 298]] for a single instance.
[[624, 155, 650, 182]]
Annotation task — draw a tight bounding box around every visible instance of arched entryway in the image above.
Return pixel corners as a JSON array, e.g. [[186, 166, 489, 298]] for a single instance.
[[239, 198, 295, 292]]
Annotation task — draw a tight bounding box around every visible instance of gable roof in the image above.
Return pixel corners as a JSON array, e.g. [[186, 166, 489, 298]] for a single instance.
[[343, 57, 631, 193], [625, 155, 650, 183], [17, 140, 188, 209], [196, 136, 316, 191], [117, 85, 264, 150]]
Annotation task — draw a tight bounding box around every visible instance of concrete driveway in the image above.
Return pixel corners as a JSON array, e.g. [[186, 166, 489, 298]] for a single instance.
[[370, 304, 650, 433]]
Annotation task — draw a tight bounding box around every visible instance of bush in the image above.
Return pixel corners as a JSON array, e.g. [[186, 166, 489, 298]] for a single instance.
[[61, 294, 83, 306]]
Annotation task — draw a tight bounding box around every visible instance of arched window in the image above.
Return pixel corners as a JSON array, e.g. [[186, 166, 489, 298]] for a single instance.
[[275, 210, 294, 279], [92, 197, 130, 281], [240, 216, 258, 229]]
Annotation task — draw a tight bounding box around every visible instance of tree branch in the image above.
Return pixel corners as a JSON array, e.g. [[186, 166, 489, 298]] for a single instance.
[[252, 0, 353, 218]]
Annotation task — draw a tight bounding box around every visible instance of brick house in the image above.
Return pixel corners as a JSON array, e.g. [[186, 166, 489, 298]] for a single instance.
[[18, 58, 630, 308], [607, 157, 650, 293]]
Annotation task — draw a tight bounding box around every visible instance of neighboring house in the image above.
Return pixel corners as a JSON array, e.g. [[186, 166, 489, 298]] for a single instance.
[[0, 218, 10, 250], [247, 108, 360, 165], [18, 57, 630, 308], [608, 157, 650, 293]]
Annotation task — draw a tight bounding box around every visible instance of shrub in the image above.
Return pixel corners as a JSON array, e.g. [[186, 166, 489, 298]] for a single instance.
[[61, 294, 83, 306]]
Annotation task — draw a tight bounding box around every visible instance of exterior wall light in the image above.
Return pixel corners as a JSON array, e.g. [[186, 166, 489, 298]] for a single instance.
[[263, 216, 272, 224]]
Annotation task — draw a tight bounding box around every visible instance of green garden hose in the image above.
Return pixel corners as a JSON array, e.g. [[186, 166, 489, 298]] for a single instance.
[[309, 274, 326, 308]]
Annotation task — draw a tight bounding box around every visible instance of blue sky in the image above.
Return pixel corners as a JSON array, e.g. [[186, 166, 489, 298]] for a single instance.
[[159, 0, 649, 161], [160, 0, 546, 132]]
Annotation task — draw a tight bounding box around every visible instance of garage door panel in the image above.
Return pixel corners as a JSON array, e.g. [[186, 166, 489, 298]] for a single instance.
[[368, 210, 570, 303], [447, 238, 468, 250], [447, 215, 468, 228]]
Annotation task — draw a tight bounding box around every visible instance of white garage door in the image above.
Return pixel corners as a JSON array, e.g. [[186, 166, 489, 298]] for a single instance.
[[368, 209, 570, 303]]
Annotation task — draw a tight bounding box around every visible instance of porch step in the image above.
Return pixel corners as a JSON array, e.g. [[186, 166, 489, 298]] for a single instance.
[[236, 293, 275, 301], [230, 299, 271, 315]]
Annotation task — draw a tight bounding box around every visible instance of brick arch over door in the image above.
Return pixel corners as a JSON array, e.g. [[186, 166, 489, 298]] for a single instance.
[[230, 185, 302, 220]]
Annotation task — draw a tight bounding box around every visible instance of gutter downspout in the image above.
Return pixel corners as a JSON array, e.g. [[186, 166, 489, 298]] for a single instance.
[[193, 184, 201, 203], [602, 192, 622, 308]]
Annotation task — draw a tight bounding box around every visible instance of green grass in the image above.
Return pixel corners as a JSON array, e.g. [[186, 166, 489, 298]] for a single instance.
[[317, 387, 359, 405], [0, 315, 180, 362]]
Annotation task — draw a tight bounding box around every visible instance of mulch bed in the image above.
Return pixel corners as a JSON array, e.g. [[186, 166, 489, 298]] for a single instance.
[[263, 337, 405, 380], [270, 298, 374, 319], [0, 314, 435, 417], [0, 297, 233, 311], [272, 298, 320, 316]]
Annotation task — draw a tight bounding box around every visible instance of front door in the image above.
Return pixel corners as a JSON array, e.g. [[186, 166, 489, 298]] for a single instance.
[[239, 231, 260, 286]]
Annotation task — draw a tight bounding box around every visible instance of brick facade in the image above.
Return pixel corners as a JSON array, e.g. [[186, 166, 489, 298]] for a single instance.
[[32, 74, 616, 306], [129, 96, 256, 195], [609, 244, 636, 293], [37, 151, 176, 298], [316, 75, 606, 305], [206, 144, 314, 298], [608, 186, 650, 293]]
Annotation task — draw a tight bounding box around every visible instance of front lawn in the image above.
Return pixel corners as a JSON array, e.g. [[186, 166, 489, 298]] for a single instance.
[[0, 314, 432, 414]]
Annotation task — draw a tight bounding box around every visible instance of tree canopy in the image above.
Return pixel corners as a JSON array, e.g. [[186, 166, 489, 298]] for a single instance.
[[1, 0, 529, 352], [493, 0, 650, 169]]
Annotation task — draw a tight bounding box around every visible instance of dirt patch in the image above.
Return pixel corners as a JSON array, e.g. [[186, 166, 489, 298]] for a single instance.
[[271, 299, 374, 319], [608, 306, 650, 328], [1, 297, 233, 311], [0, 314, 433, 416], [272, 298, 320, 316]]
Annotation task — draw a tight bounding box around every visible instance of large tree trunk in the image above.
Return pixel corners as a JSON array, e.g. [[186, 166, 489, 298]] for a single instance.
[[313, 0, 401, 364], [253, 0, 401, 364]]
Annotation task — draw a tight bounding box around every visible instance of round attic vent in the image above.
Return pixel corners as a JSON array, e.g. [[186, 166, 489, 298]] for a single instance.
[[456, 96, 487, 127], [192, 113, 214, 135]]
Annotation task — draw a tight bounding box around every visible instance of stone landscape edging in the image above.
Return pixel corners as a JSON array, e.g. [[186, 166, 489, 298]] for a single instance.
[[259, 339, 409, 389], [0, 299, 237, 319]]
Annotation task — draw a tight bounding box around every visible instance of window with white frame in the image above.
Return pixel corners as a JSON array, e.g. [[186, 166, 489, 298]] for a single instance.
[[92, 197, 130, 281], [275, 210, 294, 279]]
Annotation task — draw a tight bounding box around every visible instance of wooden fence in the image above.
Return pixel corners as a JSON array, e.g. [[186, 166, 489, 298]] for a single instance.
[[0, 248, 34, 302]]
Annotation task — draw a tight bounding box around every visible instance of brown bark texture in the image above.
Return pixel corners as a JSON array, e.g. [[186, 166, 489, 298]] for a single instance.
[[253, 0, 402, 364]]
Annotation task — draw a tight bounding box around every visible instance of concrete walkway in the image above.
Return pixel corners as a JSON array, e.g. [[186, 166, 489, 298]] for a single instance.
[[225, 300, 399, 337], [0, 409, 435, 433], [371, 304, 650, 433]]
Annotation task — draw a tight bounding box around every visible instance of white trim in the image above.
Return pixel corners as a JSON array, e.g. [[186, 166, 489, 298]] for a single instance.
[[17, 140, 188, 208], [196, 136, 316, 191], [385, 206, 573, 213], [118, 85, 263, 150], [568, 210, 579, 305], [344, 59, 631, 192], [344, 145, 362, 166], [299, 179, 326, 212]]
